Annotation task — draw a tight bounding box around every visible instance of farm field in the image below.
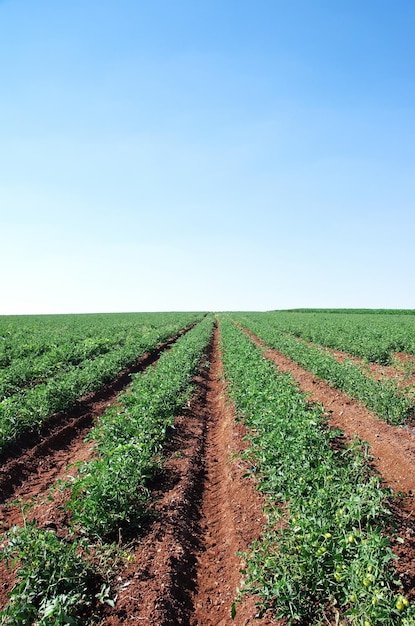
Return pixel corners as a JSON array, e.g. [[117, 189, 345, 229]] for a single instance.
[[0, 311, 414, 625]]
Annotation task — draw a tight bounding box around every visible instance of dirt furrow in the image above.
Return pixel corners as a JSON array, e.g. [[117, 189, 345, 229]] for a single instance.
[[190, 326, 271, 626], [100, 324, 277, 626], [100, 375, 207, 625]]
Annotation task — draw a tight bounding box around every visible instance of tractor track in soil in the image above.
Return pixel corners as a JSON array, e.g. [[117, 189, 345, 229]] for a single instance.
[[100, 324, 280, 626], [240, 325, 415, 602]]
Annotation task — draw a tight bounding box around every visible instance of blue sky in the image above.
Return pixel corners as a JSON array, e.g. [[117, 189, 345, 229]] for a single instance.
[[1, 0, 414, 313]]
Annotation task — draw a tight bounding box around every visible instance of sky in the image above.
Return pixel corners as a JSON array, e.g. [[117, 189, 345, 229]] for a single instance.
[[1, 0, 414, 313]]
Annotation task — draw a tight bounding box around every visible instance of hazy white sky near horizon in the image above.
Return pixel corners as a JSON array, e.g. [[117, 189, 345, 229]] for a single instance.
[[1, 0, 414, 314]]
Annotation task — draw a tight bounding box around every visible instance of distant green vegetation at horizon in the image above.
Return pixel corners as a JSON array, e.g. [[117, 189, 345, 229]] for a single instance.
[[276, 309, 415, 315]]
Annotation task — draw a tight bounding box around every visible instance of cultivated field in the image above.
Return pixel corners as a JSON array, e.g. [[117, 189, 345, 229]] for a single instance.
[[0, 310, 414, 625]]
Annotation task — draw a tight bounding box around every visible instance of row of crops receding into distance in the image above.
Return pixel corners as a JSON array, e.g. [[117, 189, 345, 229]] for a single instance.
[[0, 309, 414, 625]]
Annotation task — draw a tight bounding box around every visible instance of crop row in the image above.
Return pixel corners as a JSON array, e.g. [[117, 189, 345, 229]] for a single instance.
[[0, 312, 204, 369], [231, 313, 413, 425], [0, 313, 204, 398], [252, 311, 415, 364], [0, 333, 127, 401], [0, 314, 204, 453], [219, 316, 413, 625], [0, 315, 215, 624]]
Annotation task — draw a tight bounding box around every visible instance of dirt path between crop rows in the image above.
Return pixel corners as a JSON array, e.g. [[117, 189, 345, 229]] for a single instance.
[[241, 325, 415, 602], [100, 324, 280, 626]]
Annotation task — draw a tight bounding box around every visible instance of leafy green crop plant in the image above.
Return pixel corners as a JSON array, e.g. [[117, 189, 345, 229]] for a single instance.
[[219, 316, 413, 625], [0, 522, 98, 625], [249, 310, 415, 364]]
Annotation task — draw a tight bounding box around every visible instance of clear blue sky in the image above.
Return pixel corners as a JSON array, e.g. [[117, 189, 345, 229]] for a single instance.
[[1, 0, 414, 313]]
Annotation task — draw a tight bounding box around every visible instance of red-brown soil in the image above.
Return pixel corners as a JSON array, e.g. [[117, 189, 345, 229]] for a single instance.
[[241, 326, 415, 602], [190, 327, 275, 626], [394, 352, 415, 367]]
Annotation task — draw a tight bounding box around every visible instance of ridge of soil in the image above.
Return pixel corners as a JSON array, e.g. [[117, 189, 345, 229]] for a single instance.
[[100, 325, 279, 626], [190, 327, 275, 626], [240, 325, 415, 602], [0, 326, 192, 505]]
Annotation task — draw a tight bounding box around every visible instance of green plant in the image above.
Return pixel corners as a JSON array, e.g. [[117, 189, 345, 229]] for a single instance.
[[0, 522, 97, 625], [0, 312, 205, 451]]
